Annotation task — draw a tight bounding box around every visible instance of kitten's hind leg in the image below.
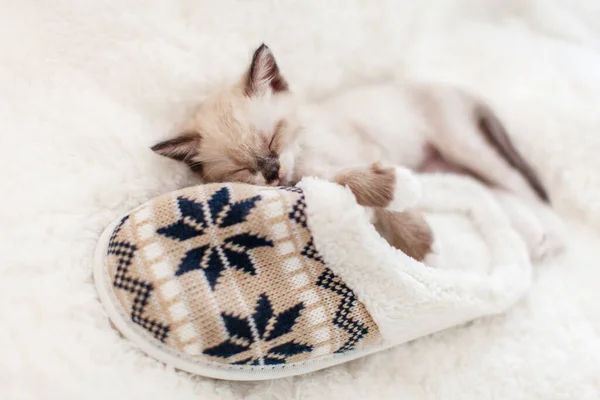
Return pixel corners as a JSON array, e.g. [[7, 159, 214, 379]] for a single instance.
[[419, 148, 564, 261], [492, 189, 566, 261], [421, 90, 547, 204], [333, 163, 439, 264]]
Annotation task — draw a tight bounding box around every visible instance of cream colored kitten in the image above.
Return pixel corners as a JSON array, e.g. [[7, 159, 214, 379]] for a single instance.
[[152, 44, 565, 262]]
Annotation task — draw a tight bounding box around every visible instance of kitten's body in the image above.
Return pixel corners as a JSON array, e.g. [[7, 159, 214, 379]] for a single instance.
[[285, 84, 427, 182], [288, 84, 544, 201], [152, 44, 565, 262]]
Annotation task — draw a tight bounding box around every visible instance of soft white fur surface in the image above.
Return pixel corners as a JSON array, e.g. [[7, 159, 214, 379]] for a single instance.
[[300, 174, 531, 342], [2, 1, 600, 399]]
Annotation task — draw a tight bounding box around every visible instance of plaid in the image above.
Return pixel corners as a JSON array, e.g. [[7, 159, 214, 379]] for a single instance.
[[106, 183, 381, 366]]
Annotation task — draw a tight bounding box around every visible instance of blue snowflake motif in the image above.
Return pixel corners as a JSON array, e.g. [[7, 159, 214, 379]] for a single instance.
[[157, 187, 273, 290], [204, 293, 313, 365]]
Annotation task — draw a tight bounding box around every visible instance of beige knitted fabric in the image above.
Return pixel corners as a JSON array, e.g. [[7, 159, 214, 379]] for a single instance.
[[105, 183, 381, 367]]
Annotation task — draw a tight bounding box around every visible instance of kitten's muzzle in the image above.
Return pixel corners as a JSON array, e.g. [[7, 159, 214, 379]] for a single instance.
[[259, 157, 281, 184]]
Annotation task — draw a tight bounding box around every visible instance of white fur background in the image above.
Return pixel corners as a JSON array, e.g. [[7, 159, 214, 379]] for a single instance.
[[2, 1, 600, 399]]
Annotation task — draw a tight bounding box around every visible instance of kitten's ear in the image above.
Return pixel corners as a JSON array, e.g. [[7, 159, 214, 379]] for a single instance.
[[244, 44, 289, 97], [151, 132, 201, 163]]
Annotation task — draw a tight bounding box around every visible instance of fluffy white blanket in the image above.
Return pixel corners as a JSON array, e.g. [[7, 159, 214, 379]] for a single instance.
[[2, 1, 600, 399]]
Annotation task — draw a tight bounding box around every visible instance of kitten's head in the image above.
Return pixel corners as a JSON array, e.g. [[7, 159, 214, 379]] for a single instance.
[[151, 44, 300, 186]]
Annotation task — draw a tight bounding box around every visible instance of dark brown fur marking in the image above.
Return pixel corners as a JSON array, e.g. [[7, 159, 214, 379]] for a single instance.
[[418, 144, 495, 187], [334, 163, 434, 261], [475, 104, 549, 203], [333, 163, 396, 208], [150, 132, 201, 163], [244, 44, 289, 96], [374, 209, 434, 261]]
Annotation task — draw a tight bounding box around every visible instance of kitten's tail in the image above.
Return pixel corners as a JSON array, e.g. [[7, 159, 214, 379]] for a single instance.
[[474, 103, 549, 203]]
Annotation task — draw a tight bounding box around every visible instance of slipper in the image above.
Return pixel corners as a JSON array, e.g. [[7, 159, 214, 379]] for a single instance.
[[93, 174, 531, 381]]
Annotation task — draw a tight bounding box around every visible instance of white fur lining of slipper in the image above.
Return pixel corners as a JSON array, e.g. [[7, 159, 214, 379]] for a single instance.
[[298, 174, 531, 343]]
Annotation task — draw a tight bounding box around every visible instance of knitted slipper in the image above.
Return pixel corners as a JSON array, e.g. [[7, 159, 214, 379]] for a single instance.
[[93, 174, 531, 381]]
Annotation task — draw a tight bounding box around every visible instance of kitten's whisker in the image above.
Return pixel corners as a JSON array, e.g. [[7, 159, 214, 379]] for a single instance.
[[201, 164, 222, 181], [197, 155, 228, 164]]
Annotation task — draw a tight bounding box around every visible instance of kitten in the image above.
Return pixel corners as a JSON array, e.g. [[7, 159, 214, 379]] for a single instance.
[[151, 44, 565, 262]]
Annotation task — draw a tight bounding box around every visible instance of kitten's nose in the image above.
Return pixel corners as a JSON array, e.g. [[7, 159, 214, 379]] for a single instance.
[[260, 157, 280, 184]]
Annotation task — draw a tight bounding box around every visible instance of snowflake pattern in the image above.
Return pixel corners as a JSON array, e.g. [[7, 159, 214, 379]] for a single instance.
[[157, 187, 274, 290], [104, 183, 382, 368], [203, 293, 313, 365]]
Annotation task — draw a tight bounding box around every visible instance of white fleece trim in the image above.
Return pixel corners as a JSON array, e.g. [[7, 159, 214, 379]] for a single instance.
[[386, 166, 422, 212], [298, 174, 531, 343]]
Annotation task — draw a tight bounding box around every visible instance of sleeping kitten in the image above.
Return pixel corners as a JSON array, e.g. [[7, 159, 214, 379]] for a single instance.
[[151, 44, 565, 262]]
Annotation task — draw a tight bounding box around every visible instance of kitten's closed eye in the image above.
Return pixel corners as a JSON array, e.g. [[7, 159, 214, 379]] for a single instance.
[[227, 168, 256, 183], [231, 167, 255, 174]]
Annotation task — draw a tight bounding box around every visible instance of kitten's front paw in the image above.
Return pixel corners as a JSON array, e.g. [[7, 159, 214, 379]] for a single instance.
[[386, 167, 422, 213]]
